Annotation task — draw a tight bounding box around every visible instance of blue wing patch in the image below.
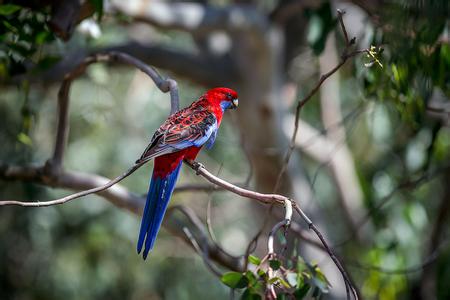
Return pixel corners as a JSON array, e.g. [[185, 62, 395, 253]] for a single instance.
[[205, 128, 218, 149]]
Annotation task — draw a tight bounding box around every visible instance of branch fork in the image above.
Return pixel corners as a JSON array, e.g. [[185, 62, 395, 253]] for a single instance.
[[0, 50, 358, 299]]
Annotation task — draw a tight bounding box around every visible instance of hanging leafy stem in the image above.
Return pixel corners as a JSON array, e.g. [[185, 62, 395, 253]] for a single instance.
[[221, 254, 330, 299]]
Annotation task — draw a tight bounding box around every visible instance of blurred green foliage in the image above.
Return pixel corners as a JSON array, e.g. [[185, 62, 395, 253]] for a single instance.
[[0, 1, 449, 300], [363, 0, 449, 125], [0, 3, 56, 79]]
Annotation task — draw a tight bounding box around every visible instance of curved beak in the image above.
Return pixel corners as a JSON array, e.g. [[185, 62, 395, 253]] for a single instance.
[[231, 98, 239, 109]]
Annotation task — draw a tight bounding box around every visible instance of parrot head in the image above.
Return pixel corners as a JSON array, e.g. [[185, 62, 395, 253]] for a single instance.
[[205, 87, 239, 111]]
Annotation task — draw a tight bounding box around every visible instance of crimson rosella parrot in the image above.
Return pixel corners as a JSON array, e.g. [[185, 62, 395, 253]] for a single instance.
[[136, 87, 239, 259]]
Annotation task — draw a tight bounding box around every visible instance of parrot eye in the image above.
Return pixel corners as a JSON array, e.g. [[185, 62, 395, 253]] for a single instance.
[[226, 92, 232, 100]]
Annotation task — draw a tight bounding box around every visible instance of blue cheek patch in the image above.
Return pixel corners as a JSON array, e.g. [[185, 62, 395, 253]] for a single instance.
[[220, 101, 231, 111]]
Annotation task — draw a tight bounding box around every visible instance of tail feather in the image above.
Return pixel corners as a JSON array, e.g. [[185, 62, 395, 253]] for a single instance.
[[137, 162, 182, 259]]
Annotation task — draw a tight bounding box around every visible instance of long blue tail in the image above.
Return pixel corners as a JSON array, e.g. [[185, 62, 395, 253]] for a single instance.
[[137, 162, 182, 259]]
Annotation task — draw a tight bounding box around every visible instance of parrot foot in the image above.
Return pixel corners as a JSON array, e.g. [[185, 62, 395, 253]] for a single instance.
[[191, 161, 205, 174]]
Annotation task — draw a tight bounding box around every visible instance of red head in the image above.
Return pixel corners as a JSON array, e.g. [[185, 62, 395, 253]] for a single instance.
[[204, 87, 239, 111]]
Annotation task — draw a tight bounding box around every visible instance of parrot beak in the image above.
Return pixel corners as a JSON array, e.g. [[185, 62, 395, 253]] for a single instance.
[[231, 98, 239, 109]]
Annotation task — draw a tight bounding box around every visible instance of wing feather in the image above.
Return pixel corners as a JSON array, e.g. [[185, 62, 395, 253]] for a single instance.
[[138, 104, 217, 162]]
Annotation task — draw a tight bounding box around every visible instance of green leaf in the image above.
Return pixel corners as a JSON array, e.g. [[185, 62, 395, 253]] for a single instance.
[[278, 294, 287, 300], [252, 280, 264, 294], [244, 271, 257, 285], [297, 273, 305, 289], [241, 288, 262, 300], [0, 4, 21, 15], [278, 278, 291, 288], [248, 255, 261, 266], [257, 269, 266, 278], [35, 31, 52, 45], [294, 284, 311, 299], [296, 257, 307, 273], [221, 272, 249, 289], [268, 277, 279, 285], [269, 259, 281, 270], [311, 269, 329, 293], [35, 56, 61, 71], [2, 20, 18, 32], [17, 132, 32, 146], [89, 0, 103, 21]]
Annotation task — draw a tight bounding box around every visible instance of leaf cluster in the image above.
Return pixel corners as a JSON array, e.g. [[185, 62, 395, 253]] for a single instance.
[[362, 1, 449, 125], [221, 255, 330, 299], [0, 4, 56, 79]]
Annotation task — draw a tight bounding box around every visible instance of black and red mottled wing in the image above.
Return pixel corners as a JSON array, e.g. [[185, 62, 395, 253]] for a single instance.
[[137, 103, 218, 163]]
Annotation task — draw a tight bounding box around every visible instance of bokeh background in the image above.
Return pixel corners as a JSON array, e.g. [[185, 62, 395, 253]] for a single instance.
[[0, 0, 449, 299]]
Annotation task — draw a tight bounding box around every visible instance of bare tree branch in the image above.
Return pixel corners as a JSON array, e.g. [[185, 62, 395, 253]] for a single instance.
[[107, 42, 236, 87], [0, 162, 144, 208], [0, 162, 246, 271], [0, 157, 359, 298], [166, 205, 244, 274], [20, 43, 231, 89], [173, 183, 227, 194], [47, 50, 180, 174], [184, 159, 358, 300], [266, 200, 292, 298], [0, 162, 141, 214], [183, 160, 284, 205], [334, 164, 450, 247], [419, 171, 450, 299], [316, 33, 365, 240], [2, 47, 359, 297], [110, 0, 267, 34], [269, 0, 320, 24], [348, 249, 441, 275], [274, 9, 369, 193]]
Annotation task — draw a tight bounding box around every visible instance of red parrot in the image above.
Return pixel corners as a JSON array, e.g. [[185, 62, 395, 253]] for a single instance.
[[136, 87, 239, 259]]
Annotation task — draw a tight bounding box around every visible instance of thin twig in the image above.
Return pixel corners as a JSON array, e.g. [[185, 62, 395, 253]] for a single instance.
[[184, 159, 358, 299], [206, 197, 219, 244], [243, 204, 273, 266], [1, 158, 358, 298], [336, 9, 351, 46], [266, 221, 285, 299], [182, 226, 223, 277], [184, 160, 285, 205], [46, 50, 179, 173], [1, 51, 180, 203], [0, 162, 144, 207], [173, 183, 227, 193], [265, 200, 292, 299], [335, 164, 450, 247], [0, 48, 359, 297], [292, 205, 358, 300], [167, 205, 245, 272], [347, 251, 440, 275], [273, 9, 368, 193]]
